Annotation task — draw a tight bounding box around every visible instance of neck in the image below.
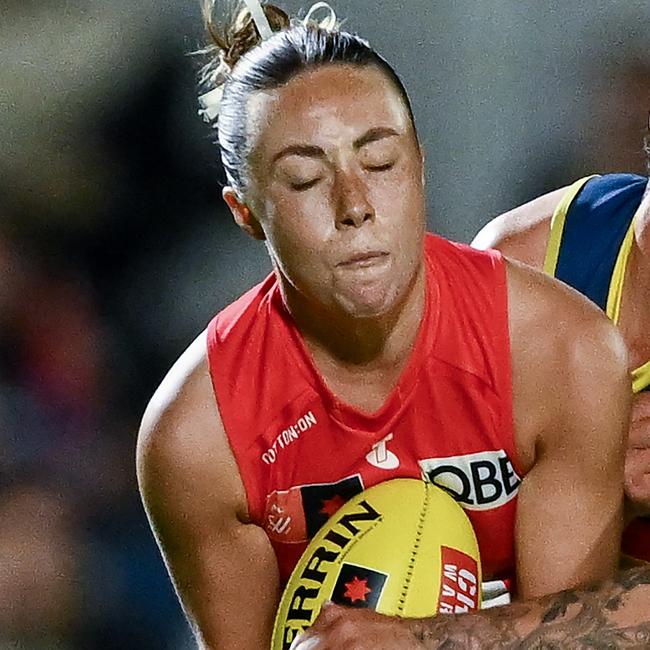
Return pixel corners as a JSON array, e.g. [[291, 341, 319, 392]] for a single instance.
[[279, 265, 426, 371]]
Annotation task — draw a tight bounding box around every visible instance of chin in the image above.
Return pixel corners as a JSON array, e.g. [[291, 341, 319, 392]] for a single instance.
[[337, 286, 403, 320]]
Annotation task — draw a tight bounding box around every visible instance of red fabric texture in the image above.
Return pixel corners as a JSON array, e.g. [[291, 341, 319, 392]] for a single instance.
[[207, 234, 520, 585]]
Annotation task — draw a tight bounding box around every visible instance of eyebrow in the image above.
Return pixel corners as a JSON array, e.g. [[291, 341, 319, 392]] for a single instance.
[[271, 144, 325, 165], [270, 126, 401, 166], [353, 126, 400, 150]]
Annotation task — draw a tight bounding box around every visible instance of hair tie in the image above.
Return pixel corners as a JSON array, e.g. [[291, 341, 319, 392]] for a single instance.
[[242, 0, 273, 40], [199, 2, 339, 122], [199, 0, 273, 122], [198, 85, 224, 123], [303, 2, 337, 30]]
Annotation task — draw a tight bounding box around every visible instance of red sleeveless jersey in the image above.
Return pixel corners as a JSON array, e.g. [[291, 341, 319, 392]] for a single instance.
[[207, 234, 522, 588]]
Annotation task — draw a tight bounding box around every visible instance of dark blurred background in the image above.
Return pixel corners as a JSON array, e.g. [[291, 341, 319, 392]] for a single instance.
[[1, 1, 648, 647]]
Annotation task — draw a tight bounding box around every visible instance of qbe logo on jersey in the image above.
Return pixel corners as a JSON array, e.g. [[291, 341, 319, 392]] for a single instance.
[[419, 450, 521, 511]]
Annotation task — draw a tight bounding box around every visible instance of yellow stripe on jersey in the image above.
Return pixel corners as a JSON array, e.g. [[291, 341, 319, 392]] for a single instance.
[[601, 192, 649, 392], [632, 362, 650, 394], [605, 220, 635, 324], [543, 176, 598, 276]]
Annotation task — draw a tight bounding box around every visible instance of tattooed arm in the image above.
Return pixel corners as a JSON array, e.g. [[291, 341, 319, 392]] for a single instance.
[[412, 565, 650, 649], [293, 566, 650, 649]]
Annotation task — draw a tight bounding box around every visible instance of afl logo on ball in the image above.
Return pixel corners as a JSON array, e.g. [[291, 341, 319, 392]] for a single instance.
[[419, 450, 520, 511], [332, 563, 387, 609]]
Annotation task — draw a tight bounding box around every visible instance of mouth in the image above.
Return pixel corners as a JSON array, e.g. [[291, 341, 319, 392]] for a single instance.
[[337, 251, 389, 268]]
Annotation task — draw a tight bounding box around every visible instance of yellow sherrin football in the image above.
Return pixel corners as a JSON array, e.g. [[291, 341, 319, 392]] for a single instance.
[[271, 478, 482, 650]]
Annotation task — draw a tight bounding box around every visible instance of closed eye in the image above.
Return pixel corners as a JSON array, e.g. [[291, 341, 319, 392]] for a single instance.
[[366, 161, 395, 172], [290, 178, 322, 191]]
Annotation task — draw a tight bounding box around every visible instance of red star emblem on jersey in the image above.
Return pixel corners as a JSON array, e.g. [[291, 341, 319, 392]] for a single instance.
[[343, 576, 372, 603], [319, 494, 346, 517]]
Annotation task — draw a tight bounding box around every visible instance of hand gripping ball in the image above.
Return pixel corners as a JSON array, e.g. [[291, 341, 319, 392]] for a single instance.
[[271, 478, 482, 650]]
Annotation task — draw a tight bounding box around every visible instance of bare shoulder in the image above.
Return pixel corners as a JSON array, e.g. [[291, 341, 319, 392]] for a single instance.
[[138, 332, 213, 443], [505, 259, 630, 467], [472, 186, 569, 269], [506, 258, 628, 386], [136, 331, 248, 536]]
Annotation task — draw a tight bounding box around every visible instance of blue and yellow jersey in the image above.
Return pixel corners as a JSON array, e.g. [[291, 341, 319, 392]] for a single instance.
[[543, 173, 650, 393]]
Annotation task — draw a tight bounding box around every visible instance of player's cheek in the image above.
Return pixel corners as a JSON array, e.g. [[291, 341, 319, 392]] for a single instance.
[[377, 178, 422, 221]]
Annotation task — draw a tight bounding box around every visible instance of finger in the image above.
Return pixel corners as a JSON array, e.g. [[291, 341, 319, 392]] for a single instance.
[[290, 603, 352, 650], [289, 635, 322, 650], [290, 603, 339, 649], [316, 601, 347, 623]]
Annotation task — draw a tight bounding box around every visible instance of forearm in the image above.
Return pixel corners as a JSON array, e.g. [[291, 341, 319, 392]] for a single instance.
[[409, 565, 650, 649]]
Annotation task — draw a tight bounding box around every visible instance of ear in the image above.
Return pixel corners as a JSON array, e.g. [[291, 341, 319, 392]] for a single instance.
[[222, 187, 266, 241]]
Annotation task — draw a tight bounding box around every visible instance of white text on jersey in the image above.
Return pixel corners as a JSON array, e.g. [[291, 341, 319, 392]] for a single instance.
[[262, 411, 318, 464]]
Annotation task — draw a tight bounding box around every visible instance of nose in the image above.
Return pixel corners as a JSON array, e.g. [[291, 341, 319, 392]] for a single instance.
[[334, 169, 375, 230]]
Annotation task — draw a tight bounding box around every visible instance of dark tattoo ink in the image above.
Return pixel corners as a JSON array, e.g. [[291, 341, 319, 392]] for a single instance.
[[410, 566, 650, 649]]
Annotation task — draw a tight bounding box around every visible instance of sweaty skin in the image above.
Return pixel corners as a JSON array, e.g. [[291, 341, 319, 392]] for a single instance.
[[473, 182, 650, 515], [137, 66, 630, 649]]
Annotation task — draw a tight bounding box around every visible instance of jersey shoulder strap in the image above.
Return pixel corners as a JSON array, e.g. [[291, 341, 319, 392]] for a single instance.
[[542, 173, 646, 312]]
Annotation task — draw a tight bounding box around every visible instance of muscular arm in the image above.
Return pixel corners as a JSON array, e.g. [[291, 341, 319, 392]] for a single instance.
[[507, 260, 630, 598], [293, 566, 650, 649], [136, 334, 280, 649], [409, 564, 650, 648]]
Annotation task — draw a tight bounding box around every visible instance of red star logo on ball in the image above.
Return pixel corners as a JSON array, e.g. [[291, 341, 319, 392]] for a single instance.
[[343, 576, 372, 603], [319, 494, 346, 517]]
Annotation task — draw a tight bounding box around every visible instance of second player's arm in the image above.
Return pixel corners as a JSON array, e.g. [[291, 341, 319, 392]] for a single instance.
[[471, 187, 566, 264], [296, 564, 650, 649], [136, 335, 280, 649]]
